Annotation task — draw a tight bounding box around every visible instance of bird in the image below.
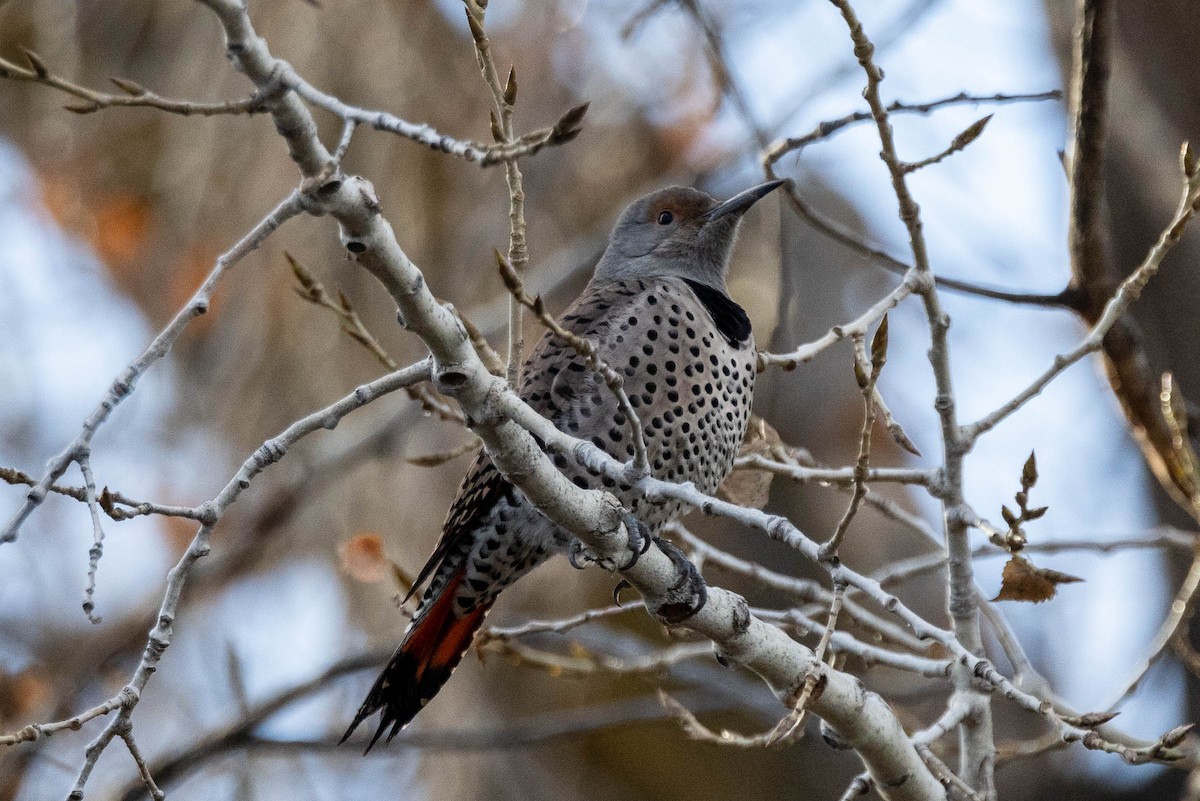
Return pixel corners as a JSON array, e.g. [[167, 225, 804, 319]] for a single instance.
[[342, 179, 784, 750]]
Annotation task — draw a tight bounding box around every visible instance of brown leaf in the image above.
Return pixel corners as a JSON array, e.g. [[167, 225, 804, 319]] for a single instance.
[[93, 193, 151, 267], [993, 555, 1083, 603], [338, 532, 389, 584], [0, 667, 51, 722], [718, 416, 781, 509]]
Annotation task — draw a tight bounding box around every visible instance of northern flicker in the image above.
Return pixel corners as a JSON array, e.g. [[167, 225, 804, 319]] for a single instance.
[[343, 179, 783, 749]]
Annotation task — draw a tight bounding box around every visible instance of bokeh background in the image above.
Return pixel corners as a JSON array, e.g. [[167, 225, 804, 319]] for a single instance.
[[1, 1, 1198, 799]]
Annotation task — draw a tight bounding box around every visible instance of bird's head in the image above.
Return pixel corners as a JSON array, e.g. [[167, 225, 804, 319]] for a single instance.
[[593, 180, 785, 289]]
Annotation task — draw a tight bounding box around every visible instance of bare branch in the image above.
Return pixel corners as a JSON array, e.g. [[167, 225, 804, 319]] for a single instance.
[[0, 468, 202, 521], [0, 50, 272, 116], [1, 190, 305, 546], [733, 455, 933, 488], [2, 362, 432, 796], [764, 91, 1069, 310], [276, 61, 587, 168], [78, 451, 107, 624], [821, 329, 885, 558], [825, 0, 994, 788], [759, 271, 921, 370], [463, 0, 531, 386], [963, 148, 1200, 444], [900, 114, 992, 174]]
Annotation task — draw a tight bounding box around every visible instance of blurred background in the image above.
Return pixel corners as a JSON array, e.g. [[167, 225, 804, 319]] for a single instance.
[[1, 0, 1198, 799]]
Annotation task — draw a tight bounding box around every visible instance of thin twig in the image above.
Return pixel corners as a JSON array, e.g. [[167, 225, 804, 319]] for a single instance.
[[676, 525, 929, 653], [117, 723, 165, 801], [496, 252, 650, 480], [0, 50, 273, 116], [901, 114, 992, 174], [464, 0, 531, 387], [0, 467, 203, 520], [821, 323, 887, 559], [825, 0, 996, 790], [758, 273, 920, 370], [769, 579, 847, 744], [286, 252, 475, 426], [479, 604, 632, 643], [1105, 546, 1200, 710], [1, 190, 305, 546], [760, 608, 950, 678], [277, 61, 587, 168], [5, 363, 432, 796], [78, 451, 107, 625], [963, 146, 1200, 443], [732, 454, 934, 487], [764, 91, 1069, 310]]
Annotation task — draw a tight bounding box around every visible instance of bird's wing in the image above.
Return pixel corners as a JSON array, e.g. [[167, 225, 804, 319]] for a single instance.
[[406, 281, 645, 604], [404, 450, 513, 603]]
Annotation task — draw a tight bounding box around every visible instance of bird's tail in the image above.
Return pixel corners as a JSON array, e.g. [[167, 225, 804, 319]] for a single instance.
[[341, 567, 491, 751]]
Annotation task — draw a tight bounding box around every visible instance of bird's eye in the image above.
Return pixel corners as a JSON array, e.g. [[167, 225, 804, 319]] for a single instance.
[[657, 210, 674, 225]]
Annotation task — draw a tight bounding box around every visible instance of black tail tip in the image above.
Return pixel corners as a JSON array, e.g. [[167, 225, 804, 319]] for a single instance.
[[341, 699, 408, 754]]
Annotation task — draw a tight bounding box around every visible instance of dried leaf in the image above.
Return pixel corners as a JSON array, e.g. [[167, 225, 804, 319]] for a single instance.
[[718, 416, 781, 509], [993, 555, 1083, 603], [93, 193, 151, 267], [338, 532, 389, 584]]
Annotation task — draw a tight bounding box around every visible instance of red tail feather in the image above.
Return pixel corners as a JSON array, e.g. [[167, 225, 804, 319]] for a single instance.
[[342, 568, 491, 750]]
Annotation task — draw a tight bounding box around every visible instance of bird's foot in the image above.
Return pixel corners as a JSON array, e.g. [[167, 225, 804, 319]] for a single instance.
[[649, 535, 707, 625], [567, 511, 651, 572]]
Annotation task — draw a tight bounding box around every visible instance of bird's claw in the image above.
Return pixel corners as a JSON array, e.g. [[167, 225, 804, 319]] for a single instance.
[[617, 510, 651, 570], [567, 511, 651, 572], [612, 579, 632, 606], [649, 535, 707, 624], [568, 539, 598, 570]]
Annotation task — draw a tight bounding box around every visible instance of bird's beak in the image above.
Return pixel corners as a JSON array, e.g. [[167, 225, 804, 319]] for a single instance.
[[699, 179, 786, 223]]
